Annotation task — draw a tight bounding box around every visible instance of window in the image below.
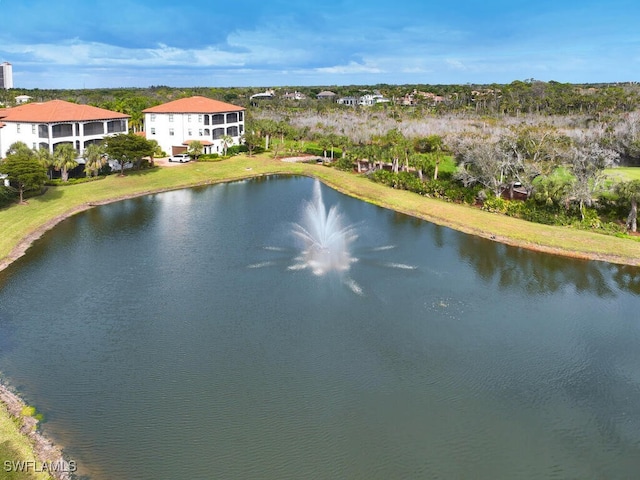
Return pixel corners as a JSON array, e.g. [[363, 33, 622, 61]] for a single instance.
[[187, 115, 192, 122], [169, 128, 174, 136], [169, 114, 174, 122], [32, 124, 36, 134], [188, 129, 192, 136], [198, 129, 203, 136], [150, 114, 156, 122], [198, 114, 203, 123], [16, 124, 20, 133], [151, 128, 156, 135], [239, 112, 243, 121]]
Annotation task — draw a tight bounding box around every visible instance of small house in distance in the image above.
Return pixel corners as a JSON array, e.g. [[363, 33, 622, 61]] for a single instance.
[[143, 96, 245, 156], [249, 89, 275, 100], [15, 95, 32, 104], [337, 96, 359, 106], [316, 91, 337, 100]]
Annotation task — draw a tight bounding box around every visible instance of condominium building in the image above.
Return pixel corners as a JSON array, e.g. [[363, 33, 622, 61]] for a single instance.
[[0, 99, 129, 157], [143, 96, 245, 156], [0, 62, 13, 89]]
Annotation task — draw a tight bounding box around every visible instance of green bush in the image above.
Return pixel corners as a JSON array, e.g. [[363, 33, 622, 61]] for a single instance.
[[304, 146, 343, 158], [369, 169, 396, 187], [198, 153, 221, 161], [369, 170, 478, 204], [227, 145, 248, 155], [482, 197, 508, 213], [333, 157, 354, 171], [45, 176, 106, 187], [0, 185, 17, 207]]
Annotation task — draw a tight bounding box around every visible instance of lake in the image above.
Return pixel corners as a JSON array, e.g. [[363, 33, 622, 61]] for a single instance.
[[0, 175, 639, 479]]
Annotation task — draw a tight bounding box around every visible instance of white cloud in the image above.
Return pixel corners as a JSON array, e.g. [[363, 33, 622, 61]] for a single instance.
[[445, 59, 467, 71], [315, 61, 382, 75]]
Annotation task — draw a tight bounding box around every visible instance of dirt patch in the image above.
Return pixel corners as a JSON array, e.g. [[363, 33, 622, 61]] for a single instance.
[[280, 155, 322, 163], [153, 157, 187, 167]]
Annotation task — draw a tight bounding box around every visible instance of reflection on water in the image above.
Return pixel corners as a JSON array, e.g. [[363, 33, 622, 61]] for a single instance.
[[0, 176, 639, 480], [456, 234, 622, 296]]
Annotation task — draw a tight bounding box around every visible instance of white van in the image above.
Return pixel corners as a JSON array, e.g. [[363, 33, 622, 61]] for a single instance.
[[169, 153, 191, 163]]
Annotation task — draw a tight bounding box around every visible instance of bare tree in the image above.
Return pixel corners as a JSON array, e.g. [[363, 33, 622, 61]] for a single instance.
[[454, 135, 509, 197], [499, 124, 568, 199], [566, 143, 619, 220]]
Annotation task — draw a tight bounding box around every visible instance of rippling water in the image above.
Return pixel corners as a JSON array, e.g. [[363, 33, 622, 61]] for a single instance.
[[0, 176, 639, 479]]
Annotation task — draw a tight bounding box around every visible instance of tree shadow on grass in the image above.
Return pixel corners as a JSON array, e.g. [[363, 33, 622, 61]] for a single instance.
[[29, 186, 64, 203], [112, 166, 161, 178]]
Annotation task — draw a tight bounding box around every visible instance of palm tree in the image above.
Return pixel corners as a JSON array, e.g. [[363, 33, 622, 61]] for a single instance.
[[187, 140, 204, 161], [220, 135, 234, 156], [147, 139, 162, 167], [83, 144, 107, 177], [35, 147, 54, 179], [128, 111, 144, 133], [53, 144, 78, 182]]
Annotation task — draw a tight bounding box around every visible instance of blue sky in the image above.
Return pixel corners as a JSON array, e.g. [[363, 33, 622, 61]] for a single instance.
[[1, 0, 639, 89]]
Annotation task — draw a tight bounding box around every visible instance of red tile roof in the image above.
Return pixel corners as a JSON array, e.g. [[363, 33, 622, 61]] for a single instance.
[[143, 96, 244, 114], [0, 100, 129, 123]]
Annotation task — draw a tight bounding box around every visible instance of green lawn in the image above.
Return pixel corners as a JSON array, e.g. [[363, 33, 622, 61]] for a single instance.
[[605, 166, 640, 181], [0, 403, 52, 480]]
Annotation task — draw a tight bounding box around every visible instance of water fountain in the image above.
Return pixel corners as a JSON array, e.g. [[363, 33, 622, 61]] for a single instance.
[[289, 180, 358, 276], [248, 180, 415, 295]]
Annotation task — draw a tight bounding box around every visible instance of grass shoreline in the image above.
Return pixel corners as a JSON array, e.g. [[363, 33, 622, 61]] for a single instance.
[[1, 154, 640, 478]]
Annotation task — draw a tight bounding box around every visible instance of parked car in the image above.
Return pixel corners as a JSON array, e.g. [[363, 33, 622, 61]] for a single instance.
[[169, 153, 191, 163]]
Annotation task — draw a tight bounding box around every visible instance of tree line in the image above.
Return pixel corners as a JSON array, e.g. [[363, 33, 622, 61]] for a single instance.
[[2, 80, 640, 118], [243, 112, 640, 234]]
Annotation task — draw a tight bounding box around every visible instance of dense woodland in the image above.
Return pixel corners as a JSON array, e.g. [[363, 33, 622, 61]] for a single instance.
[[3, 80, 640, 235], [2, 79, 639, 116]]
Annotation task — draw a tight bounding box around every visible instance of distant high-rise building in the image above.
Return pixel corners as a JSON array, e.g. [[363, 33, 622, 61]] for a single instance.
[[0, 62, 13, 89]]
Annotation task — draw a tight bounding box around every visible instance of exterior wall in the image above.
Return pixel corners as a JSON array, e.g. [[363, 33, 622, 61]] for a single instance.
[[0, 119, 128, 158], [337, 97, 358, 106], [145, 111, 245, 156]]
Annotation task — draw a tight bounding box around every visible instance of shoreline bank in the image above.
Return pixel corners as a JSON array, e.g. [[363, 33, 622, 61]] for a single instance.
[[0, 380, 73, 480]]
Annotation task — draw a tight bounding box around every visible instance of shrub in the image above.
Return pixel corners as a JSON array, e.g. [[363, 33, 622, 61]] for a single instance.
[[333, 157, 354, 171], [198, 153, 221, 161], [45, 176, 106, 187], [369, 169, 395, 186], [482, 197, 508, 213], [0, 185, 17, 207], [304, 146, 343, 158], [226, 145, 248, 155]]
